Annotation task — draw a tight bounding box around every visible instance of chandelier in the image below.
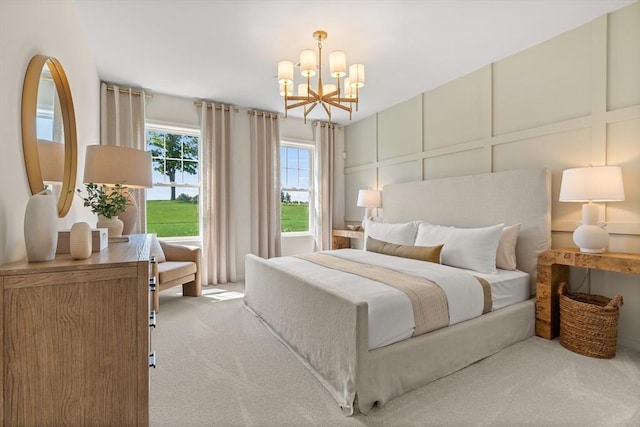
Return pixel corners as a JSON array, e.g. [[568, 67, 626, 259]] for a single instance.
[[277, 30, 364, 123]]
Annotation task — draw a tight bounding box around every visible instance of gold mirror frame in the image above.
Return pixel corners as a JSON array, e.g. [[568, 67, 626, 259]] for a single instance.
[[21, 55, 78, 217]]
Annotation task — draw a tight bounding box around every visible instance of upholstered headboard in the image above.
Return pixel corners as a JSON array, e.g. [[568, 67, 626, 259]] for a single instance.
[[382, 168, 551, 294]]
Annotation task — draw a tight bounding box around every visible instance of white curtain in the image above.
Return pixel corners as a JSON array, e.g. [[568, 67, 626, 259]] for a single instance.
[[199, 102, 236, 285], [100, 82, 147, 233], [313, 122, 335, 251], [249, 111, 281, 258]]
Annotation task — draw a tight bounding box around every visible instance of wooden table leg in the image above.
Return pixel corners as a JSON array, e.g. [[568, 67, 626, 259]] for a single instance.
[[536, 262, 569, 339]]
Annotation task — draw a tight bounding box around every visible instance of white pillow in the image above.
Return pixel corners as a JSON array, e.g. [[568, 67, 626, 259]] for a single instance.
[[496, 224, 520, 271], [364, 218, 419, 246], [414, 223, 504, 274]]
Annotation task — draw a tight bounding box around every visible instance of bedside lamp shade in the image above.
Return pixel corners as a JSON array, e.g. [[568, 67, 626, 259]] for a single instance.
[[559, 166, 625, 203], [559, 166, 624, 253], [357, 189, 382, 222]]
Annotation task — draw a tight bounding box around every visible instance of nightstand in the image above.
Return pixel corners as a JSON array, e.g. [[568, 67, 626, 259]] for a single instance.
[[535, 248, 640, 340], [332, 229, 365, 249]]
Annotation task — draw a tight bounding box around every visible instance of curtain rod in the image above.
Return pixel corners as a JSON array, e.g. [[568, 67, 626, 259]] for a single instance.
[[315, 122, 336, 128], [193, 101, 238, 112], [247, 110, 280, 119], [105, 85, 152, 98]]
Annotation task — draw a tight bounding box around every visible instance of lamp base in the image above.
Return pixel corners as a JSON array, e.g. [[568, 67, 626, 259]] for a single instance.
[[118, 194, 138, 235], [572, 203, 609, 253], [573, 224, 609, 254]]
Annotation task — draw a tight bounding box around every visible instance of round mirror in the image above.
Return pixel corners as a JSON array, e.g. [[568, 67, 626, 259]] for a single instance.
[[22, 55, 77, 217]]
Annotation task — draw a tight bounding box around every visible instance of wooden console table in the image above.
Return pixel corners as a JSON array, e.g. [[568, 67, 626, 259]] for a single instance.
[[332, 229, 365, 249], [535, 248, 640, 340]]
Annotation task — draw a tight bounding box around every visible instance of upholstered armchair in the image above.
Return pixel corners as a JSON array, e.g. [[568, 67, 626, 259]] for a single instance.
[[150, 238, 201, 312]]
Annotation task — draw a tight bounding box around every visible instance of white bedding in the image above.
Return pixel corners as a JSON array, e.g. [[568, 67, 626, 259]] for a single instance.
[[270, 249, 529, 350]]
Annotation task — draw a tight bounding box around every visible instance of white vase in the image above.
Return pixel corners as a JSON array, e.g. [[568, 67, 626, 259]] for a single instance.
[[24, 189, 58, 262], [97, 215, 124, 238], [70, 222, 92, 259]]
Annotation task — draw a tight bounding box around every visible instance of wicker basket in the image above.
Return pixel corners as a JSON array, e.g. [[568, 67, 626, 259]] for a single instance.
[[559, 283, 623, 359]]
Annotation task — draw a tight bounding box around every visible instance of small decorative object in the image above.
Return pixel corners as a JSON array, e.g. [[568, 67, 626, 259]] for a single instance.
[[76, 182, 129, 237], [69, 222, 92, 259], [24, 189, 58, 262], [57, 228, 108, 253], [347, 225, 361, 231]]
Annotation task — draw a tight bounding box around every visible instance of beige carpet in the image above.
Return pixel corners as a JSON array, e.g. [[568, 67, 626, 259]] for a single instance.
[[150, 283, 640, 427]]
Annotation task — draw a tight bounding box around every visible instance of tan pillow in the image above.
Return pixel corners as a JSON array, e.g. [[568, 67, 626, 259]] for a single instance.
[[366, 237, 442, 264], [150, 234, 167, 263], [496, 224, 520, 271]]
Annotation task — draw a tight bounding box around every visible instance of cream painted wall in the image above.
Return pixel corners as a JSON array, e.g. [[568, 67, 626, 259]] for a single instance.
[[344, 2, 640, 350], [0, 0, 100, 265]]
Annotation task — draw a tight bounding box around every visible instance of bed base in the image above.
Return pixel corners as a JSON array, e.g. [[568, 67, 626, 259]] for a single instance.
[[244, 253, 534, 415]]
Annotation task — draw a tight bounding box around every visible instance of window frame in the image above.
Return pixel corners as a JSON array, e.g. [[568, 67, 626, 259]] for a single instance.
[[145, 123, 201, 240], [280, 140, 315, 235]]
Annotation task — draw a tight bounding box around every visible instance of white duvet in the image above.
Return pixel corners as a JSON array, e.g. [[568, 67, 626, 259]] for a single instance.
[[270, 249, 511, 350]]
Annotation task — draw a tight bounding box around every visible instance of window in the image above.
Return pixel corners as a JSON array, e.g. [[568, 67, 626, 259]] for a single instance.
[[280, 142, 313, 233], [146, 126, 200, 238], [36, 69, 58, 141]]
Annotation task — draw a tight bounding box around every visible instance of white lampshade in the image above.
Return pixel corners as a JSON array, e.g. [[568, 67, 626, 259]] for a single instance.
[[559, 166, 625, 202], [299, 49, 317, 77], [37, 139, 64, 184], [357, 189, 381, 208], [329, 50, 347, 77], [349, 64, 365, 88], [83, 145, 152, 188], [277, 60, 294, 85]]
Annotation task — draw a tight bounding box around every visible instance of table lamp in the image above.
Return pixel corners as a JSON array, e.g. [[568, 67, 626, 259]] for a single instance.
[[559, 166, 625, 253], [83, 145, 152, 234], [357, 189, 382, 224]]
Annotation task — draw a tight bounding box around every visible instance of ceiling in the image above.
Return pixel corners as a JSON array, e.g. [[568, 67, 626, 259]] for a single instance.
[[72, 0, 635, 125]]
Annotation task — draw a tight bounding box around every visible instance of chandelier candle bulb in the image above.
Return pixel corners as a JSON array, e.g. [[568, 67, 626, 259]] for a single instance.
[[278, 61, 294, 85]]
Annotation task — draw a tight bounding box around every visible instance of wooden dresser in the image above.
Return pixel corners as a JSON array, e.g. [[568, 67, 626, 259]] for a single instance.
[[0, 234, 153, 426]]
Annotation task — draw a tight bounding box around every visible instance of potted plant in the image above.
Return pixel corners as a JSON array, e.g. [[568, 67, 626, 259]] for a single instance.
[[76, 182, 129, 237]]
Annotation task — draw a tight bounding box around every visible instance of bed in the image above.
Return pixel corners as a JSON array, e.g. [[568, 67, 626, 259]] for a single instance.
[[244, 168, 551, 415]]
